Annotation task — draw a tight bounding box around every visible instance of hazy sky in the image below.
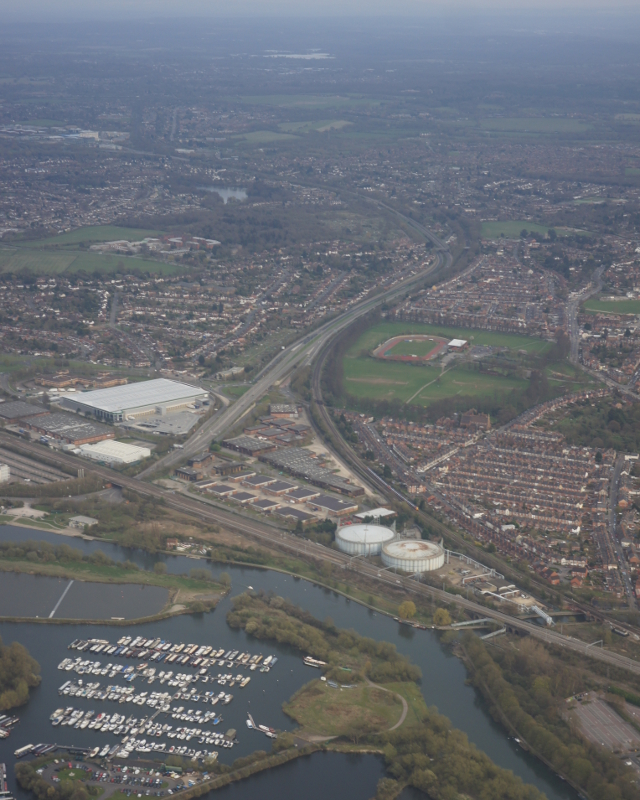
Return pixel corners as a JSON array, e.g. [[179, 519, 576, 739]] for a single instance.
[[2, 0, 640, 22]]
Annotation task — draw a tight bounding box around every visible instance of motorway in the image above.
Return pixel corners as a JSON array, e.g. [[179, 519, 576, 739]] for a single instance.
[[5, 430, 640, 676], [140, 218, 452, 477], [7, 205, 640, 675]]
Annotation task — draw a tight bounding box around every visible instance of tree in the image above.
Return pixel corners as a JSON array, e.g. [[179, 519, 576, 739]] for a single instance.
[[398, 601, 417, 620], [153, 562, 167, 575], [433, 608, 452, 626], [383, 465, 393, 480], [218, 571, 231, 588]]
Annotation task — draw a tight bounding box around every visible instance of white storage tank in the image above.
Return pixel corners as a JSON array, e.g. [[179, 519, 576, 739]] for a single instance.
[[381, 539, 445, 573], [335, 523, 395, 556]]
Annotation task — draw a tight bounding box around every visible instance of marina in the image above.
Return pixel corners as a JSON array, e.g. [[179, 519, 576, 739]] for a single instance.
[[0, 524, 576, 800]]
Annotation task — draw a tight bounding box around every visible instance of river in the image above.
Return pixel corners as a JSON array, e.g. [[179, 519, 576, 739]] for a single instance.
[[0, 525, 575, 800]]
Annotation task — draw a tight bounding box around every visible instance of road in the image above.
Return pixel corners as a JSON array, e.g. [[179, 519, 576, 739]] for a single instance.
[[142, 244, 451, 477], [567, 266, 603, 364], [610, 453, 636, 608], [5, 431, 640, 675]]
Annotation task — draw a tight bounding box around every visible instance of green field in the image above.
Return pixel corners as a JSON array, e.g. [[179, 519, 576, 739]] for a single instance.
[[583, 297, 640, 315], [0, 247, 180, 275], [481, 220, 589, 239], [24, 225, 162, 248], [279, 119, 352, 133], [236, 130, 298, 144], [221, 384, 250, 398], [344, 322, 551, 407], [384, 337, 443, 358], [241, 94, 376, 109], [626, 168, 640, 176], [480, 117, 590, 134]]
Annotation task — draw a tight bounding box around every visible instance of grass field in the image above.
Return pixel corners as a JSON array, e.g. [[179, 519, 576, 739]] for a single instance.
[[344, 322, 551, 407], [481, 220, 590, 239], [583, 298, 640, 315], [221, 384, 250, 398], [344, 357, 526, 406], [24, 225, 162, 248], [481, 221, 550, 239], [237, 130, 298, 144], [354, 322, 551, 356], [384, 338, 443, 358], [241, 94, 376, 109], [283, 680, 404, 736], [0, 244, 181, 276], [279, 119, 352, 133], [480, 117, 590, 134]]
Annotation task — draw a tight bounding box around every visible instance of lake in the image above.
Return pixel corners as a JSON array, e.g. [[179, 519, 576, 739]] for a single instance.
[[0, 525, 575, 800], [197, 187, 247, 203]]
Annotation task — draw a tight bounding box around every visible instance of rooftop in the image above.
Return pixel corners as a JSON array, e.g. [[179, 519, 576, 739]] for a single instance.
[[71, 378, 206, 413]]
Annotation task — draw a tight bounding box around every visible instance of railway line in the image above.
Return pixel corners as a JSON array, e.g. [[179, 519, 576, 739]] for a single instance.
[[5, 429, 640, 676]]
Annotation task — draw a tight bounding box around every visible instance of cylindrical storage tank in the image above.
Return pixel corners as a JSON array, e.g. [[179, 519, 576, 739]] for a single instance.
[[381, 539, 445, 573], [335, 523, 395, 556]]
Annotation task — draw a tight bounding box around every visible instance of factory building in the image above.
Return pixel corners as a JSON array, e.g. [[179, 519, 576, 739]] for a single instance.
[[381, 540, 445, 573], [61, 378, 208, 423], [335, 523, 395, 556], [78, 440, 151, 465]]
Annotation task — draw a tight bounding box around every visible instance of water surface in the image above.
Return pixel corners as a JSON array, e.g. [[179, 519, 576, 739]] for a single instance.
[[0, 525, 575, 800]]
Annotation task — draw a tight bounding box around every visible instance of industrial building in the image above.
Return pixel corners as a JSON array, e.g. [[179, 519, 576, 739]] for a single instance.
[[61, 378, 208, 423], [78, 440, 151, 465], [335, 523, 395, 556], [381, 540, 445, 573], [0, 400, 48, 421], [25, 412, 114, 445], [0, 463, 9, 483]]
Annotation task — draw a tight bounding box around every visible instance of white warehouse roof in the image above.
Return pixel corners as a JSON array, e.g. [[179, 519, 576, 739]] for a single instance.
[[79, 440, 151, 464], [74, 379, 206, 414]]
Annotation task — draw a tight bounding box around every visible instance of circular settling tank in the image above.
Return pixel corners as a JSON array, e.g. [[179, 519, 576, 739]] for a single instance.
[[335, 523, 395, 556], [381, 539, 445, 573]]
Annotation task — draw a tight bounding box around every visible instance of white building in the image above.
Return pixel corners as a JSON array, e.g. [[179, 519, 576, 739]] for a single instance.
[[79, 440, 151, 465], [0, 463, 9, 483], [62, 378, 208, 423]]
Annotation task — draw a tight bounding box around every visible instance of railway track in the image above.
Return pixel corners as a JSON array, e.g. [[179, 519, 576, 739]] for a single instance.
[[4, 431, 640, 675]]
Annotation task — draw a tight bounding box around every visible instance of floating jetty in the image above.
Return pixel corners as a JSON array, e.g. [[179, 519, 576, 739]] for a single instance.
[[1, 762, 15, 800]]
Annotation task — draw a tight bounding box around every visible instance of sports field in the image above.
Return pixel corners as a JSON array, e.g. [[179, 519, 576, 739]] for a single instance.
[[481, 221, 590, 240], [24, 225, 162, 248], [0, 246, 180, 275], [343, 322, 551, 407], [583, 298, 640, 315], [374, 334, 447, 362]]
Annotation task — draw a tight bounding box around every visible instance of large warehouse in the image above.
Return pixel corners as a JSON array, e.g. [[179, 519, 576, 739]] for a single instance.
[[61, 379, 208, 423]]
